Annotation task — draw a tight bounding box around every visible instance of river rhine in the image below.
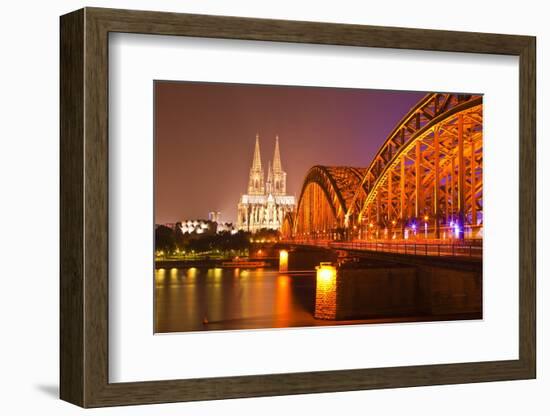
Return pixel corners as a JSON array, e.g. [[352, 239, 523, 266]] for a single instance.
[[155, 266, 325, 333]]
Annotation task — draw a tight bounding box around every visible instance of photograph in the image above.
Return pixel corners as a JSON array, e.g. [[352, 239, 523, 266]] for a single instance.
[[154, 81, 483, 334]]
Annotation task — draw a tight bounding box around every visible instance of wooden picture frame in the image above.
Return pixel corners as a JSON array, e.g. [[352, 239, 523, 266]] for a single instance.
[[60, 7, 536, 408]]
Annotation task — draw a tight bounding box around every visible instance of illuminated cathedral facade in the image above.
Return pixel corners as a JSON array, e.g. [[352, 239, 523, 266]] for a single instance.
[[237, 135, 295, 233]]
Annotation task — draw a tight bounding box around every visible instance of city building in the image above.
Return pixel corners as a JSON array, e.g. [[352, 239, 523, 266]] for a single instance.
[[214, 221, 237, 234], [178, 219, 213, 235], [176, 216, 237, 235], [237, 135, 296, 232], [208, 211, 221, 222]]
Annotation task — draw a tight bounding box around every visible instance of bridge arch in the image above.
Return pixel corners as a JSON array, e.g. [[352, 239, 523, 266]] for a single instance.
[[347, 93, 483, 240], [281, 212, 295, 238], [289, 166, 366, 239], [285, 93, 483, 242]]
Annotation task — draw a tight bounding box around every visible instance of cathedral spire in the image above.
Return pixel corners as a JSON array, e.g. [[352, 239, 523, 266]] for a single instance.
[[273, 135, 282, 172], [252, 133, 262, 171], [247, 134, 265, 195], [237, 134, 295, 232], [271, 135, 287, 195]]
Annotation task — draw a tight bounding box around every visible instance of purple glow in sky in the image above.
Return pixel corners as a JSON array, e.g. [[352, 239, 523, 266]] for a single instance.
[[155, 81, 426, 224]]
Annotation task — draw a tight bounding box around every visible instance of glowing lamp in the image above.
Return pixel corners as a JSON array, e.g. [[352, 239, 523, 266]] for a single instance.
[[279, 250, 289, 272], [316, 262, 337, 283]]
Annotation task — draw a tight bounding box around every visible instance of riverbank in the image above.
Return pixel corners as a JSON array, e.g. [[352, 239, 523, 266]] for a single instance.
[[155, 257, 278, 269]]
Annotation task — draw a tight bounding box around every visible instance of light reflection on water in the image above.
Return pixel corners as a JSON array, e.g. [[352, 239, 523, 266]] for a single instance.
[[155, 267, 316, 333]]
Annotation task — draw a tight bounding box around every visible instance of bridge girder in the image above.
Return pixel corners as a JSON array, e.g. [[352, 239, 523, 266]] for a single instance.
[[285, 93, 483, 241], [357, 103, 483, 240], [356, 94, 483, 239], [281, 212, 295, 238], [290, 166, 366, 238]]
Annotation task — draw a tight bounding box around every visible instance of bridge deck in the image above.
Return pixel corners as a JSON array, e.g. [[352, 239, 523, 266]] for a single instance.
[[283, 239, 482, 259]]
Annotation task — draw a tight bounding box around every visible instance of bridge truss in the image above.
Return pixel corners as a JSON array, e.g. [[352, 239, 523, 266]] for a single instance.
[[291, 166, 367, 239], [284, 93, 483, 242]]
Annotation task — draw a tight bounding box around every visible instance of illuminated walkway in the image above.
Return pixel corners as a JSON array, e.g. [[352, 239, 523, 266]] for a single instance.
[[283, 239, 482, 259]]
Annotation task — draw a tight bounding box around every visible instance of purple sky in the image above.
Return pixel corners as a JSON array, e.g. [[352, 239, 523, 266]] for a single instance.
[[155, 81, 426, 224]]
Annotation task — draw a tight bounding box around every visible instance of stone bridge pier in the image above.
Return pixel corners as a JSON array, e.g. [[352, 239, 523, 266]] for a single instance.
[[314, 258, 482, 321]]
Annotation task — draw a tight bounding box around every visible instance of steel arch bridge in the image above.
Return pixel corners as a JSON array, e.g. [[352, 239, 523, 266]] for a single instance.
[[282, 93, 483, 242], [289, 166, 367, 239]]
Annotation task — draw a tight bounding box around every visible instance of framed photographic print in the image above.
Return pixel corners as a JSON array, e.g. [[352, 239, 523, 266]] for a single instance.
[[60, 7, 536, 407]]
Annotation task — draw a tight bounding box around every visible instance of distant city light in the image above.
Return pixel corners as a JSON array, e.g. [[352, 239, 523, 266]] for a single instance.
[[176, 216, 237, 235]]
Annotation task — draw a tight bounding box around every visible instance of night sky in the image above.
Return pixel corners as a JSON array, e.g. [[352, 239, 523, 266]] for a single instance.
[[155, 81, 426, 225]]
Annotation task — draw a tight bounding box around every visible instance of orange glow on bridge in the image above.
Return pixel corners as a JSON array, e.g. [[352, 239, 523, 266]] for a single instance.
[[282, 93, 483, 244]]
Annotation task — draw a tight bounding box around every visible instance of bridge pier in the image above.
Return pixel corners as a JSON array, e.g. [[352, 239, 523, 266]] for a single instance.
[[314, 259, 481, 321]]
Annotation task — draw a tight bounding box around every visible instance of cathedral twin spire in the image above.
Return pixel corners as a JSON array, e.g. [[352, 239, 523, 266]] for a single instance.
[[251, 134, 263, 171], [238, 134, 295, 232], [273, 135, 282, 173], [247, 134, 286, 196]]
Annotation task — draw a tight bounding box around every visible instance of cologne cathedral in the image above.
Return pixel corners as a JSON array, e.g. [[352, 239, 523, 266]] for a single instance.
[[237, 135, 296, 233]]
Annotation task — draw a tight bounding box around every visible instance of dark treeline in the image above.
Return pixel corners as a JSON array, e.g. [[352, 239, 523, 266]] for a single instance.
[[155, 223, 280, 254]]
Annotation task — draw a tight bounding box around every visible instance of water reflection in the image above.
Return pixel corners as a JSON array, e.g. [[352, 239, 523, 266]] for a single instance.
[[275, 275, 291, 327], [155, 266, 316, 333]]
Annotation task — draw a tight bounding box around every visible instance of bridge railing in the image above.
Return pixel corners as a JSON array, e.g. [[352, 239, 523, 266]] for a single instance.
[[282, 239, 482, 259]]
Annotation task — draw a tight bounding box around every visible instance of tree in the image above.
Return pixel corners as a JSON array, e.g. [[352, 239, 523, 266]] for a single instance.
[[155, 225, 176, 254], [174, 222, 189, 251]]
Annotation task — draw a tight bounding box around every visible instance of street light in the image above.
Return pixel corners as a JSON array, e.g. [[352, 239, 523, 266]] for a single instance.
[[424, 215, 429, 239]]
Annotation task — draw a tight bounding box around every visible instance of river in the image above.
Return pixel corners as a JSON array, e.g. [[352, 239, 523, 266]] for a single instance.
[[155, 266, 321, 333]]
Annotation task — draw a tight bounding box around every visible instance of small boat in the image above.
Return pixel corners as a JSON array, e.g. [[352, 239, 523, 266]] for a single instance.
[[221, 258, 267, 268]]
